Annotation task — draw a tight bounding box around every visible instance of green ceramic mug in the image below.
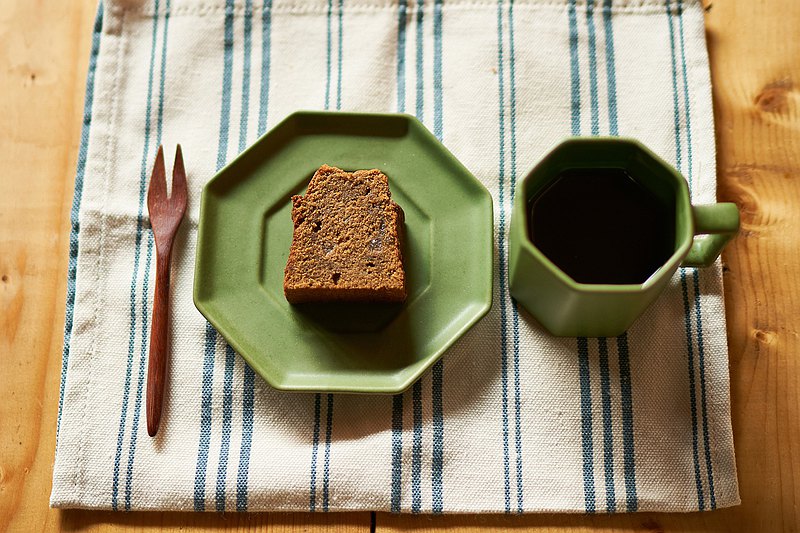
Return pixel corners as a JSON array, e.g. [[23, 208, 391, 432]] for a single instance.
[[508, 137, 739, 337]]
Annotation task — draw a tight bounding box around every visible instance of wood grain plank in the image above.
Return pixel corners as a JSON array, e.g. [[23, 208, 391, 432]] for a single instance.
[[57, 511, 370, 532], [711, 0, 800, 530], [0, 0, 98, 530], [376, 513, 726, 532]]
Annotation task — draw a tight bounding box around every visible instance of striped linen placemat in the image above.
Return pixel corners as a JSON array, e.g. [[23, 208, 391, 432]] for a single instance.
[[52, 0, 739, 513]]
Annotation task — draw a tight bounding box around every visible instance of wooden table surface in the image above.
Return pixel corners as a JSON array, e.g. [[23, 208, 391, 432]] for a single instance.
[[2, 0, 798, 531]]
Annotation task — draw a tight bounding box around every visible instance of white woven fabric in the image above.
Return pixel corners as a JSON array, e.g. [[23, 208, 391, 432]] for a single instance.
[[51, 0, 739, 513]]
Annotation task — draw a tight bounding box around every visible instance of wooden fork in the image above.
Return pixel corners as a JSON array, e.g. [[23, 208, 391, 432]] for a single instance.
[[146, 145, 188, 437]]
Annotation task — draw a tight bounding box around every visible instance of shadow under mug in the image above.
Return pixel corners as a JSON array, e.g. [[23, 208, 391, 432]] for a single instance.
[[508, 137, 739, 338]]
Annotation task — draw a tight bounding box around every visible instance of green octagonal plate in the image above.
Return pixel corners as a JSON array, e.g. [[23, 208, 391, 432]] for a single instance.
[[194, 111, 493, 393]]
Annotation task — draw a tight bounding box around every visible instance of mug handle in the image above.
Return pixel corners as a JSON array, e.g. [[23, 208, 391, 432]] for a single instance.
[[681, 203, 740, 268]]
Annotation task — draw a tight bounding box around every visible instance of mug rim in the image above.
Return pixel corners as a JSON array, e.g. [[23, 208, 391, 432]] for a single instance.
[[514, 136, 694, 294]]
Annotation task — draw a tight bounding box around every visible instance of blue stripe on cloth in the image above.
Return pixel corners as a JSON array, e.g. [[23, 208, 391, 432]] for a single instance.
[[236, 364, 255, 511], [666, 0, 705, 511], [390, 0, 407, 513], [195, 325, 216, 511], [692, 268, 716, 508], [310, 0, 339, 510], [507, 0, 524, 513], [587, 0, 621, 514], [126, 230, 153, 511], [616, 333, 638, 511], [430, 0, 445, 514], [432, 0, 443, 139], [666, 0, 683, 172], [568, 0, 581, 138], [216, 0, 235, 173], [228, 0, 254, 511], [125, 0, 172, 510], [195, 0, 235, 511], [601, 0, 618, 136], [676, 0, 716, 508], [396, 0, 407, 113], [569, 0, 597, 514], [257, 0, 273, 138], [431, 361, 444, 513], [320, 0, 344, 509], [155, 1, 171, 143], [585, 0, 600, 136], [680, 271, 704, 507], [577, 337, 596, 513], [112, 0, 161, 511], [215, 345, 236, 511], [600, 1, 638, 511], [322, 394, 334, 512], [411, 380, 423, 513], [598, 338, 616, 512], [406, 0, 425, 513], [238, 0, 270, 511], [390, 394, 404, 513], [496, 0, 511, 514], [676, 0, 693, 190], [336, 0, 344, 110], [309, 393, 322, 511], [325, 0, 333, 109], [512, 300, 523, 514], [415, 0, 424, 121], [59, 2, 103, 446], [238, 0, 253, 153]]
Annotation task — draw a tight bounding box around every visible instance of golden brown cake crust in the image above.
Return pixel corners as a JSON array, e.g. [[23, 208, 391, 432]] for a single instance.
[[283, 165, 407, 303]]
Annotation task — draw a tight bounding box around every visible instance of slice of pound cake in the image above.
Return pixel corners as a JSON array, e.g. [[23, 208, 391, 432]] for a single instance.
[[283, 165, 407, 303]]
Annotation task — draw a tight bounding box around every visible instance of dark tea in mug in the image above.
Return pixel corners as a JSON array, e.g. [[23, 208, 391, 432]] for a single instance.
[[528, 168, 676, 285]]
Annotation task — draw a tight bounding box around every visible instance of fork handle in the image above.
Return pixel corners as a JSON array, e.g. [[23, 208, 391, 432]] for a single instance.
[[147, 244, 173, 437]]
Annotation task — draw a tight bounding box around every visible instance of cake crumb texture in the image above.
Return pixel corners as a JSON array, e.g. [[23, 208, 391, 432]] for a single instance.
[[283, 165, 407, 303]]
